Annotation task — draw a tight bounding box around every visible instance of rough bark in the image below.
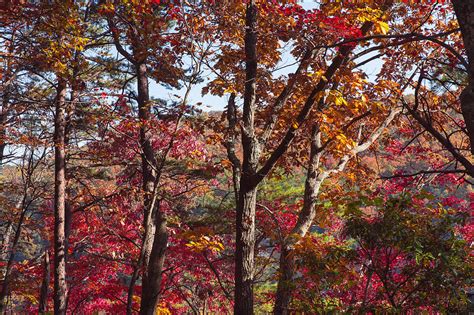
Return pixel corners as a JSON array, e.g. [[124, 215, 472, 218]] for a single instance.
[[63, 86, 78, 264], [125, 61, 156, 315], [64, 201, 72, 264], [452, 0, 474, 155], [136, 61, 162, 315], [234, 1, 258, 314], [273, 246, 296, 315], [140, 208, 167, 315], [124, 61, 167, 315], [136, 63, 157, 267], [0, 99, 8, 166], [225, 93, 241, 203], [53, 78, 68, 315], [235, 186, 258, 315], [39, 250, 50, 314], [0, 37, 14, 167], [138, 59, 169, 312]]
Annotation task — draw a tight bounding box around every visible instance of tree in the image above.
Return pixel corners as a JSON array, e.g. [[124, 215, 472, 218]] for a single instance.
[[205, 1, 393, 312], [12, 2, 101, 312], [452, 0, 474, 156], [100, 2, 185, 312], [343, 192, 471, 312]]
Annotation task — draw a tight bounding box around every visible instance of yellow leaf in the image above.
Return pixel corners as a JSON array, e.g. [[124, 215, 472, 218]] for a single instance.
[[335, 95, 348, 107], [224, 86, 236, 94], [376, 21, 389, 35]]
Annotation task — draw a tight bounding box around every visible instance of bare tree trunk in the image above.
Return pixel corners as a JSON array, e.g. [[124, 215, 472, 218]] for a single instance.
[[273, 246, 296, 315], [225, 93, 241, 202], [39, 250, 50, 314], [64, 202, 72, 264], [124, 61, 167, 315], [0, 38, 14, 168], [107, 21, 163, 313], [63, 86, 77, 267], [53, 78, 68, 315], [135, 62, 158, 271], [126, 62, 155, 315], [137, 61, 168, 314], [452, 0, 474, 155], [60, 78, 77, 313], [122, 61, 156, 314], [234, 1, 258, 314], [140, 208, 167, 315], [0, 105, 8, 166], [235, 185, 258, 315]]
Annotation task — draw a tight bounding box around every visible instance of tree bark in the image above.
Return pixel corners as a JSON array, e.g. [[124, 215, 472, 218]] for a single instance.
[[124, 61, 168, 315], [452, 0, 474, 155], [140, 207, 167, 315], [126, 61, 157, 315], [273, 246, 296, 315], [53, 78, 68, 315], [235, 185, 258, 315], [0, 98, 8, 166], [136, 62, 158, 270], [0, 222, 13, 261], [0, 37, 14, 168], [225, 93, 241, 203], [39, 250, 50, 314], [235, 1, 258, 314]]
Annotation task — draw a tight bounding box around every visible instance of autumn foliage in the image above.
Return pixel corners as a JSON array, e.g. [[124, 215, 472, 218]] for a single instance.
[[0, 1, 473, 314]]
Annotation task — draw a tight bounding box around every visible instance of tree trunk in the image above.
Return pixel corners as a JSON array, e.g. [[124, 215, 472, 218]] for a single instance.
[[53, 78, 68, 315], [274, 127, 324, 314], [0, 47, 12, 168], [273, 108, 400, 313], [0, 104, 8, 167], [140, 208, 167, 315], [124, 61, 167, 315], [137, 60, 168, 314], [0, 222, 13, 261], [64, 201, 72, 264], [452, 0, 474, 155], [64, 86, 77, 267], [39, 250, 50, 314], [273, 246, 296, 315], [235, 184, 257, 315], [235, 1, 258, 314], [136, 62, 157, 270]]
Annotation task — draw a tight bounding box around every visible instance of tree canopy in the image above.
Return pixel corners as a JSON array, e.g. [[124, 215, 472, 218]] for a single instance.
[[0, 1, 472, 314]]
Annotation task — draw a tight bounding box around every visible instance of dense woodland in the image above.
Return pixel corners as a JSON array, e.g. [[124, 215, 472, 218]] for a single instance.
[[0, 0, 473, 314]]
